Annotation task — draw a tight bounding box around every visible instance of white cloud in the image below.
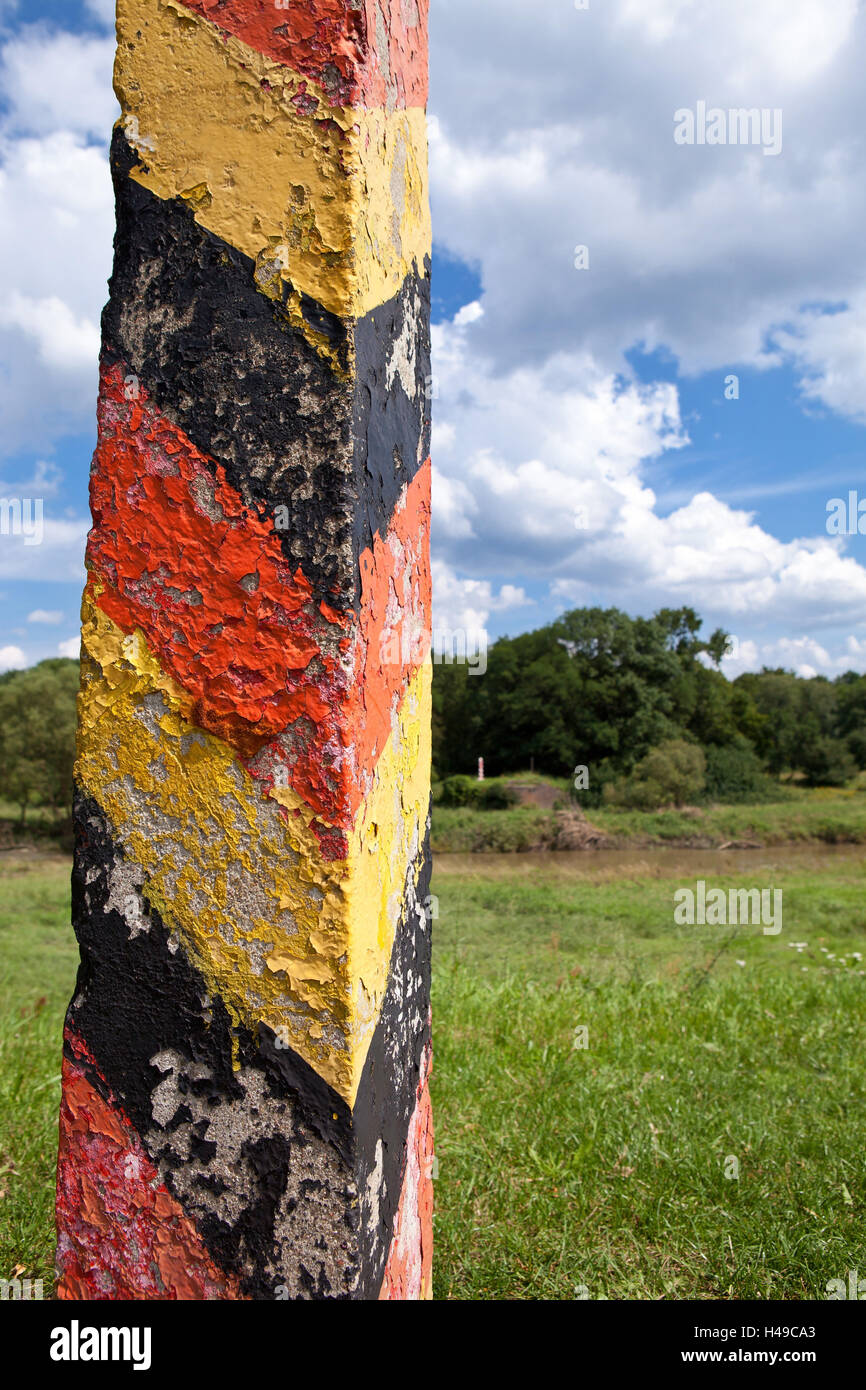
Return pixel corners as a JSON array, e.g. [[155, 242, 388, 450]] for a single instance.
[[0, 292, 100, 370], [0, 131, 112, 454], [433, 307, 866, 636], [0, 459, 63, 496], [721, 632, 866, 679], [0, 31, 116, 139], [430, 0, 866, 388], [771, 295, 866, 423], [0, 517, 88, 582], [616, 0, 858, 84], [57, 636, 80, 659], [0, 644, 24, 672], [85, 0, 117, 29], [432, 558, 531, 636], [27, 609, 63, 624]]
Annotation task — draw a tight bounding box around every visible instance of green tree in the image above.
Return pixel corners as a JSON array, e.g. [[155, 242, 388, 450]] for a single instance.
[[0, 659, 78, 823], [604, 739, 707, 810]]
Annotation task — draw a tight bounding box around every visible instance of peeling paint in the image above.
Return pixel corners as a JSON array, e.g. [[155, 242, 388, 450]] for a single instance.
[[88, 362, 431, 830], [380, 1052, 434, 1300], [76, 593, 432, 1104], [56, 1050, 244, 1300], [115, 0, 431, 322], [60, 0, 432, 1300], [176, 0, 429, 110]]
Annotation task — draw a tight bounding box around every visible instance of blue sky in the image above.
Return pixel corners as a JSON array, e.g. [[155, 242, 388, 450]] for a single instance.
[[3, 0, 866, 679]]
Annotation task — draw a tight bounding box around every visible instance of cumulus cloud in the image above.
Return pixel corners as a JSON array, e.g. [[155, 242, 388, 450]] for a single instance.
[[720, 632, 866, 680], [27, 609, 62, 624], [431, 557, 531, 637], [85, 1, 117, 30], [0, 292, 100, 370], [57, 636, 80, 659], [616, 0, 858, 84], [430, 0, 866, 384], [432, 305, 866, 641], [0, 517, 88, 582], [0, 30, 117, 139], [770, 296, 866, 423], [0, 130, 112, 454], [0, 644, 25, 672]]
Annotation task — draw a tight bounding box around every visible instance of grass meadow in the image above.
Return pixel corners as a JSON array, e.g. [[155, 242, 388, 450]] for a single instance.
[[431, 785, 866, 854], [1, 844, 864, 1299]]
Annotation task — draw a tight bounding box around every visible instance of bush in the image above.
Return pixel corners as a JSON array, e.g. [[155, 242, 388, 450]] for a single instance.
[[438, 776, 521, 811], [603, 739, 706, 810], [846, 730, 866, 770], [438, 774, 482, 808], [799, 737, 858, 789], [479, 781, 520, 810], [704, 740, 776, 803]]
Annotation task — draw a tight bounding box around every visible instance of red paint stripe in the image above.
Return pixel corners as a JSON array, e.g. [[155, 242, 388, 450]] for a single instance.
[[56, 1032, 243, 1300], [88, 364, 430, 835], [379, 1048, 434, 1301], [177, 0, 428, 109]]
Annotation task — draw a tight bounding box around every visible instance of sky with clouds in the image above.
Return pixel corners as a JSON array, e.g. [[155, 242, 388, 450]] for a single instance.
[[1, 0, 866, 680]]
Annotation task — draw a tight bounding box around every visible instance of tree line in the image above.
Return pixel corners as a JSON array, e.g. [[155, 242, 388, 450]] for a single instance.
[[2, 607, 865, 826], [0, 659, 78, 824], [433, 606, 866, 805]]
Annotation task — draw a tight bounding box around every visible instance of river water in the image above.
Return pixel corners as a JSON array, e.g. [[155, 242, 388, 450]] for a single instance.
[[433, 843, 866, 880]]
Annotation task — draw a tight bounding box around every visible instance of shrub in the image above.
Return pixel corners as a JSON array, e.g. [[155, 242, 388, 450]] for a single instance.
[[704, 740, 776, 803], [438, 774, 482, 808], [799, 737, 858, 789], [479, 781, 520, 810], [603, 739, 706, 810]]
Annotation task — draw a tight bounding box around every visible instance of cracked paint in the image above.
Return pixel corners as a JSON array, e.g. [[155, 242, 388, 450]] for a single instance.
[[56, 1046, 244, 1300], [177, 0, 429, 110], [59, 0, 432, 1301], [88, 361, 431, 833], [76, 593, 432, 1104], [115, 0, 430, 323], [380, 1050, 434, 1300]]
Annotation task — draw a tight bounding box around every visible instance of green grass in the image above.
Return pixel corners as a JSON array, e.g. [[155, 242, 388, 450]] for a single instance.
[[431, 803, 555, 852], [2, 849, 865, 1300], [430, 852, 866, 1298], [0, 854, 76, 1289], [432, 787, 866, 853], [591, 788, 866, 846]]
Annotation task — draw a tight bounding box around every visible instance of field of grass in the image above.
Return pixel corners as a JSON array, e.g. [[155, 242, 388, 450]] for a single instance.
[[431, 848, 866, 1298], [0, 854, 77, 1290], [1, 847, 864, 1300], [432, 785, 866, 853]]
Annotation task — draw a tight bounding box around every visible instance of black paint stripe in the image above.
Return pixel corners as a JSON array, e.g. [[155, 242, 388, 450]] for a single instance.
[[102, 130, 431, 614], [68, 788, 432, 1299]]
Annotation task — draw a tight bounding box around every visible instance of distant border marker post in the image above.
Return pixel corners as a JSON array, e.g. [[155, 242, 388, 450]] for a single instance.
[[55, 0, 434, 1301]]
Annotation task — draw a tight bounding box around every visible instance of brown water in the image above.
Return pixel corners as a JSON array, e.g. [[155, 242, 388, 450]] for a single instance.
[[433, 843, 866, 881]]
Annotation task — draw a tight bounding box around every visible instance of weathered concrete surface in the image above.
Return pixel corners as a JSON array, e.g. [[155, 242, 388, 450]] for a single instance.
[[56, 0, 433, 1301]]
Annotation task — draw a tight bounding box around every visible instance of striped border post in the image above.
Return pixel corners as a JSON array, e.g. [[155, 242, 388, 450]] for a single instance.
[[55, 0, 433, 1302]]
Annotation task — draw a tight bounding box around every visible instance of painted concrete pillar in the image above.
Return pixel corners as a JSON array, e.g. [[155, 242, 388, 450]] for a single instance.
[[55, 0, 433, 1301]]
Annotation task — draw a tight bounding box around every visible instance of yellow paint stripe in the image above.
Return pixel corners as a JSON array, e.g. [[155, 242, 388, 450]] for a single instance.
[[77, 592, 431, 1106], [115, 0, 431, 324]]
